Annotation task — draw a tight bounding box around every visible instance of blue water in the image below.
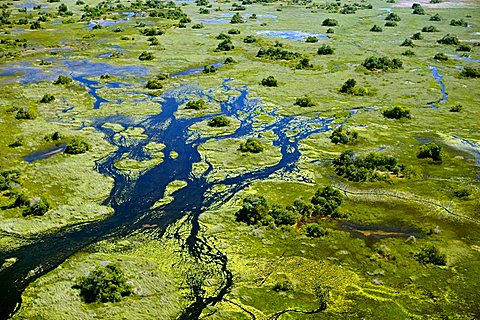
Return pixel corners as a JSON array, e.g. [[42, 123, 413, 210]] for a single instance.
[[256, 30, 327, 41], [88, 12, 135, 29], [377, 8, 393, 13], [98, 52, 114, 58], [428, 66, 447, 107], [447, 54, 480, 63], [201, 19, 230, 24]]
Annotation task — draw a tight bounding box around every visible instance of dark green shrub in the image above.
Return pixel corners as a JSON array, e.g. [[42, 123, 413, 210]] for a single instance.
[[401, 39, 414, 47], [383, 106, 411, 119], [287, 199, 314, 218], [73, 264, 134, 303], [295, 58, 313, 70], [450, 19, 467, 27], [256, 47, 300, 60], [0, 170, 21, 191], [294, 96, 315, 107], [429, 13, 441, 21], [139, 51, 154, 60], [370, 25, 382, 32], [422, 25, 439, 32], [340, 78, 356, 94], [216, 33, 230, 40], [305, 223, 328, 237], [235, 195, 269, 225], [216, 39, 234, 51], [228, 28, 240, 34], [203, 65, 217, 73], [239, 138, 263, 153], [453, 188, 471, 198], [208, 115, 230, 127], [15, 108, 37, 120], [434, 53, 448, 61], [22, 196, 50, 216], [199, 8, 209, 14], [243, 35, 256, 43], [322, 18, 338, 26], [329, 126, 358, 144], [416, 245, 446, 265], [185, 99, 207, 110], [417, 143, 442, 161], [191, 23, 204, 29], [385, 12, 401, 21], [146, 79, 163, 89], [402, 49, 415, 56], [13, 193, 30, 208], [437, 34, 459, 45], [261, 76, 277, 87], [52, 131, 62, 140], [40, 94, 55, 103], [305, 36, 318, 43], [230, 12, 244, 23], [460, 66, 480, 78], [449, 104, 462, 112], [326, 28, 334, 34], [385, 21, 397, 27], [54, 75, 72, 85], [269, 205, 299, 226], [411, 32, 423, 40], [317, 44, 334, 55], [65, 138, 90, 154], [273, 280, 293, 292], [30, 21, 41, 29], [362, 56, 402, 71], [224, 56, 236, 64], [456, 44, 471, 52], [412, 6, 425, 15], [140, 27, 164, 36], [311, 186, 344, 216]]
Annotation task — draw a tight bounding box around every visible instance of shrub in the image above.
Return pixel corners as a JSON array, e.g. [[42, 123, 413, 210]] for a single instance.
[[138, 51, 154, 60], [450, 19, 467, 27], [311, 186, 344, 216], [422, 25, 439, 32], [402, 49, 415, 56], [256, 47, 299, 60], [235, 195, 269, 225], [243, 35, 256, 43], [216, 39, 234, 51], [40, 94, 55, 103], [208, 115, 230, 127], [429, 13, 441, 21], [15, 108, 37, 120], [385, 12, 401, 21], [460, 66, 480, 78], [145, 79, 162, 89], [411, 32, 423, 40], [305, 223, 328, 237], [305, 36, 318, 43], [412, 6, 425, 15], [22, 197, 50, 216], [416, 245, 446, 265], [456, 44, 471, 52], [228, 28, 240, 34], [370, 25, 382, 32], [73, 264, 134, 303], [437, 34, 459, 45], [0, 170, 21, 191], [273, 280, 294, 292], [383, 106, 411, 119], [148, 37, 159, 46], [295, 58, 313, 70], [340, 78, 356, 94], [140, 27, 164, 36], [203, 65, 217, 74], [30, 21, 41, 29], [230, 12, 244, 24], [239, 137, 263, 153], [294, 96, 315, 107], [54, 75, 72, 85], [401, 39, 414, 47], [434, 53, 448, 61], [326, 28, 334, 34], [185, 99, 207, 110], [13, 193, 29, 208], [449, 104, 462, 112], [65, 138, 90, 154], [216, 33, 230, 40], [269, 205, 299, 226], [453, 188, 471, 198], [191, 23, 204, 29], [417, 143, 442, 161], [224, 56, 236, 64], [329, 126, 358, 144], [322, 18, 338, 26], [317, 44, 334, 55], [261, 76, 277, 87], [385, 21, 397, 27], [362, 56, 402, 71]]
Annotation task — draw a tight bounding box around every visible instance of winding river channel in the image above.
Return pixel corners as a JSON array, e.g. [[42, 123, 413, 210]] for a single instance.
[[0, 60, 332, 319]]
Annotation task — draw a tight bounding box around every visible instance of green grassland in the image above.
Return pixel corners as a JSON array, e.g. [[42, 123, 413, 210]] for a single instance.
[[1, 0, 480, 318]]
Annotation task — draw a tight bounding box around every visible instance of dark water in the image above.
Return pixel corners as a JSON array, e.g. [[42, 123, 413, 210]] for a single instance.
[[428, 66, 447, 108], [0, 76, 332, 319], [22, 144, 66, 162], [339, 221, 422, 246]]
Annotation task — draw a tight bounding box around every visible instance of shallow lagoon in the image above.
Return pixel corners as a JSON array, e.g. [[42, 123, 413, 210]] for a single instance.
[[256, 30, 327, 41]]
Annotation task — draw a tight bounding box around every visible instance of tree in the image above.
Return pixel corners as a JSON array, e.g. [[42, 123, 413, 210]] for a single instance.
[[340, 78, 356, 94], [430, 13, 441, 21], [235, 195, 269, 225], [40, 94, 55, 103], [322, 18, 338, 26], [230, 13, 244, 24], [412, 6, 425, 15], [296, 58, 313, 69], [449, 104, 462, 112], [185, 99, 207, 110], [433, 53, 448, 61], [417, 143, 442, 161], [239, 138, 264, 153], [329, 126, 358, 144], [228, 28, 240, 34], [362, 56, 402, 71], [54, 75, 72, 85], [146, 79, 162, 89], [450, 19, 467, 27], [460, 67, 480, 78], [422, 25, 439, 32], [65, 138, 90, 154], [411, 32, 423, 40], [244, 35, 256, 43], [294, 96, 315, 107], [370, 25, 382, 32], [383, 106, 411, 119], [203, 65, 217, 74], [208, 115, 230, 127], [30, 21, 41, 29], [437, 34, 459, 45], [224, 56, 236, 64], [73, 264, 134, 303], [457, 44, 471, 52], [305, 223, 328, 237], [401, 39, 414, 47], [22, 197, 50, 216], [269, 205, 299, 226], [416, 245, 447, 265], [216, 33, 230, 40], [402, 49, 415, 56], [15, 108, 37, 120], [317, 44, 334, 55], [261, 76, 277, 87], [385, 12, 401, 21], [138, 51, 154, 60], [385, 21, 397, 27], [311, 186, 344, 216], [305, 36, 319, 43]]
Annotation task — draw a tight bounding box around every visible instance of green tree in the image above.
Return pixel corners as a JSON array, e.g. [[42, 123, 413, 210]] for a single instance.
[[73, 264, 134, 303], [146, 79, 163, 89], [417, 143, 442, 161], [230, 13, 244, 24], [261, 76, 277, 87], [383, 106, 411, 119], [329, 127, 358, 144], [311, 186, 344, 216], [65, 138, 90, 154], [208, 115, 230, 127], [305, 223, 328, 237], [322, 18, 338, 26], [22, 196, 50, 216], [294, 96, 315, 107], [185, 99, 207, 110], [422, 25, 439, 32], [437, 34, 459, 45], [370, 25, 382, 32], [216, 39, 234, 51], [138, 51, 154, 60], [54, 75, 72, 85], [317, 44, 334, 55], [239, 138, 264, 153], [416, 245, 447, 265], [460, 67, 480, 78], [235, 195, 269, 225], [40, 94, 55, 103]]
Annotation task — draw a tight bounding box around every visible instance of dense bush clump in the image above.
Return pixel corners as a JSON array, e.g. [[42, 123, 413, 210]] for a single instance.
[[401, 39, 414, 47], [216, 39, 234, 51], [73, 264, 134, 303], [460, 67, 480, 78], [311, 186, 344, 216], [230, 12, 244, 23], [145, 79, 163, 89], [203, 65, 217, 74], [385, 12, 401, 21], [329, 126, 358, 144], [261, 76, 278, 87], [383, 106, 411, 119], [239, 137, 263, 153], [138, 51, 154, 60], [417, 143, 442, 161], [422, 25, 439, 32], [449, 104, 462, 112], [402, 49, 415, 56], [385, 21, 397, 27], [362, 56, 402, 71], [456, 44, 471, 52], [40, 94, 55, 103], [15, 108, 37, 120], [294, 96, 315, 107], [434, 53, 448, 61], [322, 18, 338, 26], [256, 47, 300, 60], [317, 44, 334, 55], [208, 115, 230, 127], [224, 56, 236, 64], [411, 32, 423, 40], [437, 34, 459, 45], [370, 25, 382, 32], [54, 75, 72, 85], [339, 78, 368, 96], [243, 35, 256, 43], [416, 245, 447, 265], [65, 138, 90, 154], [22, 196, 50, 216], [450, 19, 467, 27], [0, 170, 21, 191], [305, 223, 328, 237], [185, 99, 207, 110], [228, 28, 240, 34], [305, 36, 318, 43]]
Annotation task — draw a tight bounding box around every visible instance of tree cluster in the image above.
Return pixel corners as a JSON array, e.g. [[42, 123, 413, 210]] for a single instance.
[[383, 106, 411, 119], [208, 115, 230, 127], [417, 143, 442, 161], [256, 47, 300, 60], [65, 138, 90, 154], [239, 137, 263, 153], [329, 126, 359, 144], [185, 99, 207, 110], [362, 56, 402, 71], [294, 96, 315, 107]]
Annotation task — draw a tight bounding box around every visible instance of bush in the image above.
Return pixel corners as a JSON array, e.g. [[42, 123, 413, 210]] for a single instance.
[[138, 51, 154, 60], [383, 106, 411, 119], [203, 65, 217, 74], [22, 197, 50, 216], [385, 21, 397, 27], [449, 104, 462, 112], [416, 245, 446, 265], [256, 47, 300, 60], [430, 13, 441, 21], [456, 44, 471, 52], [216, 33, 230, 40], [295, 58, 313, 70], [15, 108, 37, 120], [305, 36, 318, 43], [54, 75, 72, 85], [30, 21, 41, 29], [317, 44, 334, 55], [228, 28, 240, 34], [402, 49, 415, 56], [0, 170, 21, 191], [385, 12, 401, 21], [273, 280, 294, 292], [216, 39, 234, 51], [340, 78, 356, 93], [230, 12, 244, 23], [192, 23, 204, 29], [243, 35, 256, 43], [412, 6, 425, 15], [329, 126, 358, 144], [73, 264, 134, 303], [401, 39, 414, 47], [370, 25, 382, 32], [287, 199, 314, 218], [437, 34, 459, 45], [13, 193, 29, 208], [417, 143, 442, 161], [453, 188, 471, 198], [422, 25, 439, 32], [261, 76, 277, 87], [294, 96, 315, 107], [269, 205, 299, 226], [411, 32, 423, 40], [140, 27, 164, 36], [40, 94, 55, 103], [311, 186, 344, 216], [322, 18, 338, 26], [239, 137, 263, 153], [224, 56, 236, 64], [362, 56, 402, 71], [450, 19, 467, 27], [305, 223, 328, 237], [145, 79, 163, 89], [326, 28, 335, 34], [208, 115, 230, 127], [185, 99, 207, 110], [65, 138, 90, 154], [460, 66, 480, 78], [434, 53, 448, 61], [235, 195, 269, 225]]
